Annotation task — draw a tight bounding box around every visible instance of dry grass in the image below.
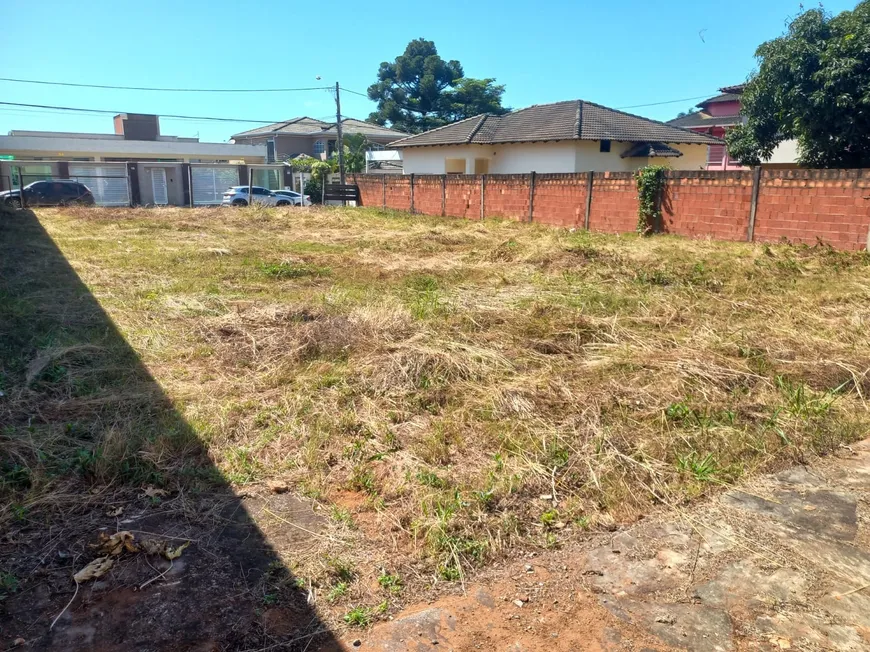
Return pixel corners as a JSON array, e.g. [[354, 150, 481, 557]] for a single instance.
[[2, 203, 869, 591]]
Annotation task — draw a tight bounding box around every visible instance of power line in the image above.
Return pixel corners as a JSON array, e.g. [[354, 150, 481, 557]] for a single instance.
[[341, 86, 711, 111], [0, 101, 286, 124], [615, 94, 714, 110], [340, 87, 370, 98], [0, 77, 333, 94]]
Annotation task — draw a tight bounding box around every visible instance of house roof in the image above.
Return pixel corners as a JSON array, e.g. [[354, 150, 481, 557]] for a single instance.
[[232, 117, 404, 140], [388, 100, 722, 148], [719, 84, 746, 94], [620, 141, 683, 158], [666, 112, 746, 129], [700, 92, 742, 105]]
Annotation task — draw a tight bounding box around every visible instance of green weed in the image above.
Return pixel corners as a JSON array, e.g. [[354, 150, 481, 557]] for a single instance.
[[343, 606, 372, 627]]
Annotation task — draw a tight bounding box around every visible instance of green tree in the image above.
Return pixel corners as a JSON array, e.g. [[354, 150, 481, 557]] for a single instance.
[[342, 133, 369, 173], [367, 39, 508, 133], [727, 2, 870, 168], [442, 78, 509, 122]]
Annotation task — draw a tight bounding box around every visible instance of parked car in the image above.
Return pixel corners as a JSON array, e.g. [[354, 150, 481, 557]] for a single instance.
[[273, 189, 311, 206], [1, 180, 95, 208], [221, 186, 292, 207]]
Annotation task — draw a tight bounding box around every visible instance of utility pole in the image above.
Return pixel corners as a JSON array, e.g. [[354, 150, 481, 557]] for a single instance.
[[334, 82, 346, 186]]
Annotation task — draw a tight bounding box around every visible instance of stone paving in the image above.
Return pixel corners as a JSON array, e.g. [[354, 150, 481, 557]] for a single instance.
[[354, 440, 870, 651]]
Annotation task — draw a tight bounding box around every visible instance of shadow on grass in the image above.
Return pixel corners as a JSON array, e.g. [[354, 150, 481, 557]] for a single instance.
[[0, 207, 341, 651]]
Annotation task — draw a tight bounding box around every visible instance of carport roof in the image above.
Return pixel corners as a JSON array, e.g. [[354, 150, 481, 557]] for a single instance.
[[232, 117, 405, 140]]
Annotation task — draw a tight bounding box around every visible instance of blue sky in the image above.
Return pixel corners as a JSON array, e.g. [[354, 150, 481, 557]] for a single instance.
[[0, 0, 857, 142]]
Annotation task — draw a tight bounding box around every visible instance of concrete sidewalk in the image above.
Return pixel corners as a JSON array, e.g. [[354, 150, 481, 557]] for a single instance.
[[348, 440, 870, 651]]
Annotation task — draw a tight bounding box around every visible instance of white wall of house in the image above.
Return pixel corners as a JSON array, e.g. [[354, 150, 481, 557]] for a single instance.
[[490, 142, 578, 173], [401, 141, 711, 175], [0, 134, 266, 163], [658, 144, 708, 170], [765, 140, 800, 166]]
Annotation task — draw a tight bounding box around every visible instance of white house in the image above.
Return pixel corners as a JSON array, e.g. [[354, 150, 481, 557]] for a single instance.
[[389, 100, 722, 175]]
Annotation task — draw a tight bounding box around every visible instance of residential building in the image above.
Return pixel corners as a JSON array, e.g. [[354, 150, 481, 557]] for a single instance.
[[667, 86, 799, 169], [390, 100, 721, 175], [0, 114, 277, 206], [231, 117, 406, 162]]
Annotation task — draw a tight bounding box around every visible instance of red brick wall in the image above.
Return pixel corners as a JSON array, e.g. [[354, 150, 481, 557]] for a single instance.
[[485, 175, 531, 222], [588, 173, 638, 233], [413, 176, 444, 216], [352, 174, 384, 208], [384, 176, 411, 212], [664, 171, 753, 241], [532, 174, 588, 227], [445, 176, 482, 220], [754, 170, 870, 251], [348, 170, 869, 251]]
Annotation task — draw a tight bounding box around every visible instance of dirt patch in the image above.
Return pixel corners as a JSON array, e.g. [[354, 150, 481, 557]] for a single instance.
[[1, 489, 333, 651]]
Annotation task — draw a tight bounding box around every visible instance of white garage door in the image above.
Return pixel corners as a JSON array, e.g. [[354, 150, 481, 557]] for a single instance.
[[192, 167, 239, 205], [70, 164, 129, 206]]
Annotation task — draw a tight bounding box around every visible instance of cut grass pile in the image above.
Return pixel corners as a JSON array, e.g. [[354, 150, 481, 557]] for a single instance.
[[2, 203, 869, 589]]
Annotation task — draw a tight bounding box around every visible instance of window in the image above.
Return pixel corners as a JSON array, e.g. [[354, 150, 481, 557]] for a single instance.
[[445, 158, 466, 174], [252, 168, 281, 190], [328, 140, 337, 155], [473, 158, 490, 174], [599, 140, 611, 153], [313, 140, 325, 155], [707, 145, 725, 166]]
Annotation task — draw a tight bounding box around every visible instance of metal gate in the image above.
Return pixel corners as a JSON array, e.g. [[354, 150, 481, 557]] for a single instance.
[[69, 164, 130, 206], [151, 168, 168, 205], [191, 166, 239, 205]]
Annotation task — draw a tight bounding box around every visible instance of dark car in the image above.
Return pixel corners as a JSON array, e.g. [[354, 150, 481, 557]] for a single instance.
[[0, 180, 95, 208]]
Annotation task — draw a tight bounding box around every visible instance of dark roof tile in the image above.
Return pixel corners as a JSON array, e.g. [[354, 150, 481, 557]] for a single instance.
[[389, 100, 721, 148], [620, 142, 684, 158], [666, 113, 745, 129]]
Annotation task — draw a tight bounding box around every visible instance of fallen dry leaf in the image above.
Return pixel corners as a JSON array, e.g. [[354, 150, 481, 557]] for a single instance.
[[769, 635, 792, 649], [140, 538, 166, 556], [164, 541, 190, 560], [142, 486, 169, 499], [96, 531, 138, 556], [267, 480, 289, 494], [803, 505, 817, 511], [73, 556, 114, 583], [105, 506, 124, 517]]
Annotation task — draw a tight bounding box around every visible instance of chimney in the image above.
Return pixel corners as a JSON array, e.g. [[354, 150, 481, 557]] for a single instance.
[[112, 113, 160, 141]]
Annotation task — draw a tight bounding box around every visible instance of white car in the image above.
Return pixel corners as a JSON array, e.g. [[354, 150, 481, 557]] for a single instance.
[[273, 189, 311, 206], [221, 186, 292, 207]]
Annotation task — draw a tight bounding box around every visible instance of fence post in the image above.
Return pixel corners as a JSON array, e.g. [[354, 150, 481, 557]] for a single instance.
[[528, 171, 536, 222], [382, 174, 387, 210], [747, 166, 762, 242], [655, 169, 667, 233], [584, 171, 594, 230], [409, 173, 415, 214], [16, 166, 26, 208], [441, 174, 446, 217], [480, 174, 486, 220]]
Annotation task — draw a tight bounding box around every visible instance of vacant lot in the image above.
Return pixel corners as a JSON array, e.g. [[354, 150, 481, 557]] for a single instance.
[[2, 204, 869, 644]]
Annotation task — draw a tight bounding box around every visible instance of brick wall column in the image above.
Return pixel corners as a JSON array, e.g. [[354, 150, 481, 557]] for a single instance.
[[747, 166, 762, 242], [528, 171, 536, 222], [584, 172, 594, 230], [127, 163, 141, 206]]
